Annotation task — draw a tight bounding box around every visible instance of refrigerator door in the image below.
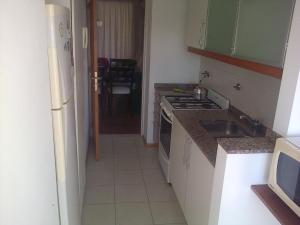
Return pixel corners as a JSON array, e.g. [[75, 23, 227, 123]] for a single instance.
[[52, 97, 80, 225], [47, 4, 73, 109]]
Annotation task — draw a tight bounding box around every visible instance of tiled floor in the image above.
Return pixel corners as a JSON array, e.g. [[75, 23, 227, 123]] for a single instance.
[[83, 134, 186, 225]]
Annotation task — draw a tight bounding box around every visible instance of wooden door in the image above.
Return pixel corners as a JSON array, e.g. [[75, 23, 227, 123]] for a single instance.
[[88, 0, 100, 160]]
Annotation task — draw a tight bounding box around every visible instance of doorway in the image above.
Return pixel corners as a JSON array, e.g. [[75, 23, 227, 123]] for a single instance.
[[89, 0, 145, 135]]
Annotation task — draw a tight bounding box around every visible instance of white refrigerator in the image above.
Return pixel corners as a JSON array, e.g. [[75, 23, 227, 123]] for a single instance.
[[46, 4, 80, 225]]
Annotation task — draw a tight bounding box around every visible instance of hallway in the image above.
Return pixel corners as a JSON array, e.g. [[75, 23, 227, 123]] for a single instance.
[[83, 134, 186, 225]]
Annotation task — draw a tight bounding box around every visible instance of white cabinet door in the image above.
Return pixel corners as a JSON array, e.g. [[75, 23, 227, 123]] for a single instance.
[[170, 118, 191, 210], [185, 142, 215, 225], [185, 0, 209, 49]]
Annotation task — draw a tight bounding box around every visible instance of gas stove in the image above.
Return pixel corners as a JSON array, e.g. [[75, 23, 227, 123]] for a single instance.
[[161, 89, 229, 113], [164, 95, 221, 110], [158, 89, 229, 183]]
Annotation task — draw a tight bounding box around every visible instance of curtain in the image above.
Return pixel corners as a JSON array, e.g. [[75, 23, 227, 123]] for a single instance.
[[97, 1, 135, 59]]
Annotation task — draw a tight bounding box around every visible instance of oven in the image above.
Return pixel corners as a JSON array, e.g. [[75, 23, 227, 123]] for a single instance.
[[158, 102, 173, 183], [158, 91, 229, 183], [160, 109, 172, 157]]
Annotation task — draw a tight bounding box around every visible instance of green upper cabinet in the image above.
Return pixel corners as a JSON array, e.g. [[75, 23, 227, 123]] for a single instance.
[[205, 0, 239, 55], [185, 0, 209, 49], [233, 0, 295, 67]]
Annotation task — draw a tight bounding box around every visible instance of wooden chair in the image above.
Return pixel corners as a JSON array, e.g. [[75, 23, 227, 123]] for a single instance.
[[107, 58, 137, 114]]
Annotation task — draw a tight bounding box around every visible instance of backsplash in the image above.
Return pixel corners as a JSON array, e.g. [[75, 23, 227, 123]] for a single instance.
[[200, 57, 281, 129]]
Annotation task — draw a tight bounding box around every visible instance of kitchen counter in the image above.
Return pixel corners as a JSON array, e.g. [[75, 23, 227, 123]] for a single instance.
[[173, 109, 278, 166], [154, 83, 197, 96]]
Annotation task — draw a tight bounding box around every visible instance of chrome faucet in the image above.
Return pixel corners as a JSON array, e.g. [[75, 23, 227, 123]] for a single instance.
[[199, 70, 210, 84], [239, 115, 260, 127]]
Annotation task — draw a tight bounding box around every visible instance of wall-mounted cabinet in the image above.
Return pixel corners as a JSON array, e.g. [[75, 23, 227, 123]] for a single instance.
[[233, 0, 295, 67], [185, 0, 295, 78], [185, 0, 209, 49], [205, 0, 239, 55]]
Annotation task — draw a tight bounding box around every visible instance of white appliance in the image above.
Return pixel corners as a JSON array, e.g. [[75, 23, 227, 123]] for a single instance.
[[46, 4, 80, 225], [268, 137, 300, 217], [159, 89, 229, 182]]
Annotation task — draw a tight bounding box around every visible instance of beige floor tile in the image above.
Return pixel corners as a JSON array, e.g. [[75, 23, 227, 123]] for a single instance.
[[150, 202, 186, 224], [84, 185, 115, 204], [84, 135, 187, 225], [87, 150, 114, 162], [115, 171, 144, 185], [115, 158, 141, 171], [113, 136, 137, 149], [87, 158, 114, 171], [114, 151, 139, 159], [99, 135, 114, 151], [138, 148, 159, 159], [146, 183, 177, 202], [86, 170, 114, 187], [116, 185, 147, 203], [114, 145, 138, 154], [140, 157, 161, 170], [82, 204, 115, 225], [143, 169, 166, 184], [163, 224, 187, 225], [135, 137, 145, 148], [116, 203, 153, 225]]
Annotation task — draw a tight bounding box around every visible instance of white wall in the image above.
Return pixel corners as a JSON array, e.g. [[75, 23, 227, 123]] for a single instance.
[[0, 1, 60, 225], [209, 147, 280, 225], [72, 0, 89, 210], [201, 57, 281, 128], [45, 0, 70, 8], [141, 0, 152, 140], [273, 0, 300, 137], [143, 0, 201, 143]]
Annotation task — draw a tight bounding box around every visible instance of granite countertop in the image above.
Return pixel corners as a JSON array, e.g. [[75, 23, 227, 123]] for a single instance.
[[154, 83, 197, 96], [173, 110, 277, 167]]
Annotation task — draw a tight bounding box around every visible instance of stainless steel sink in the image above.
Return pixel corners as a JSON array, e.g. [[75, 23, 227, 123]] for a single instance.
[[200, 120, 250, 138]]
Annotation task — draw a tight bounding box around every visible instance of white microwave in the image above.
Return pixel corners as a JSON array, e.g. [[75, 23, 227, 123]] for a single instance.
[[268, 137, 300, 217]]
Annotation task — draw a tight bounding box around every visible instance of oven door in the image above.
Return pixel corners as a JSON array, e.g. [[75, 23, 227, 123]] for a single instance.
[[159, 109, 172, 158]]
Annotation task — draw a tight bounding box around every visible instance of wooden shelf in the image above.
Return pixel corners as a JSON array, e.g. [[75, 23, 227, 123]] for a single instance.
[[188, 47, 283, 79], [251, 185, 300, 225]]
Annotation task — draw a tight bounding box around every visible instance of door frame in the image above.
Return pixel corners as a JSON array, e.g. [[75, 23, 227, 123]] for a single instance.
[[88, 0, 100, 160]]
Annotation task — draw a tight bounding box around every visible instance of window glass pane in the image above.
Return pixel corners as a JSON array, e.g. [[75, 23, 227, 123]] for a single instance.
[[234, 0, 295, 67], [205, 0, 239, 55], [160, 112, 172, 157]]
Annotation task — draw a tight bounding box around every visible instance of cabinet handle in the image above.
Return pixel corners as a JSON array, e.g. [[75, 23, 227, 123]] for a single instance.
[[186, 139, 191, 170], [182, 135, 189, 165], [183, 136, 192, 169], [199, 24, 203, 48], [231, 46, 236, 55], [199, 22, 206, 49], [182, 136, 187, 165]]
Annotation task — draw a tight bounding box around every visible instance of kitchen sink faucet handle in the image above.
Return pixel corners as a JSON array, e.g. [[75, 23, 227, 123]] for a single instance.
[[199, 70, 210, 84], [233, 83, 241, 90]]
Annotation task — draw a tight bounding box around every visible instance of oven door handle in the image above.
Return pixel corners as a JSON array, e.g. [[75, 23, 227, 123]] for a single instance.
[[161, 110, 173, 124]]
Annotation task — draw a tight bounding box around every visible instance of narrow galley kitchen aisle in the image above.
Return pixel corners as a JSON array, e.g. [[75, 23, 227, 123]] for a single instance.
[[82, 134, 186, 225]]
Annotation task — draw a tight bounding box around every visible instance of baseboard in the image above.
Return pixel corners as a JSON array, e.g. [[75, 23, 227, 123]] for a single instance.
[[142, 135, 159, 148]]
